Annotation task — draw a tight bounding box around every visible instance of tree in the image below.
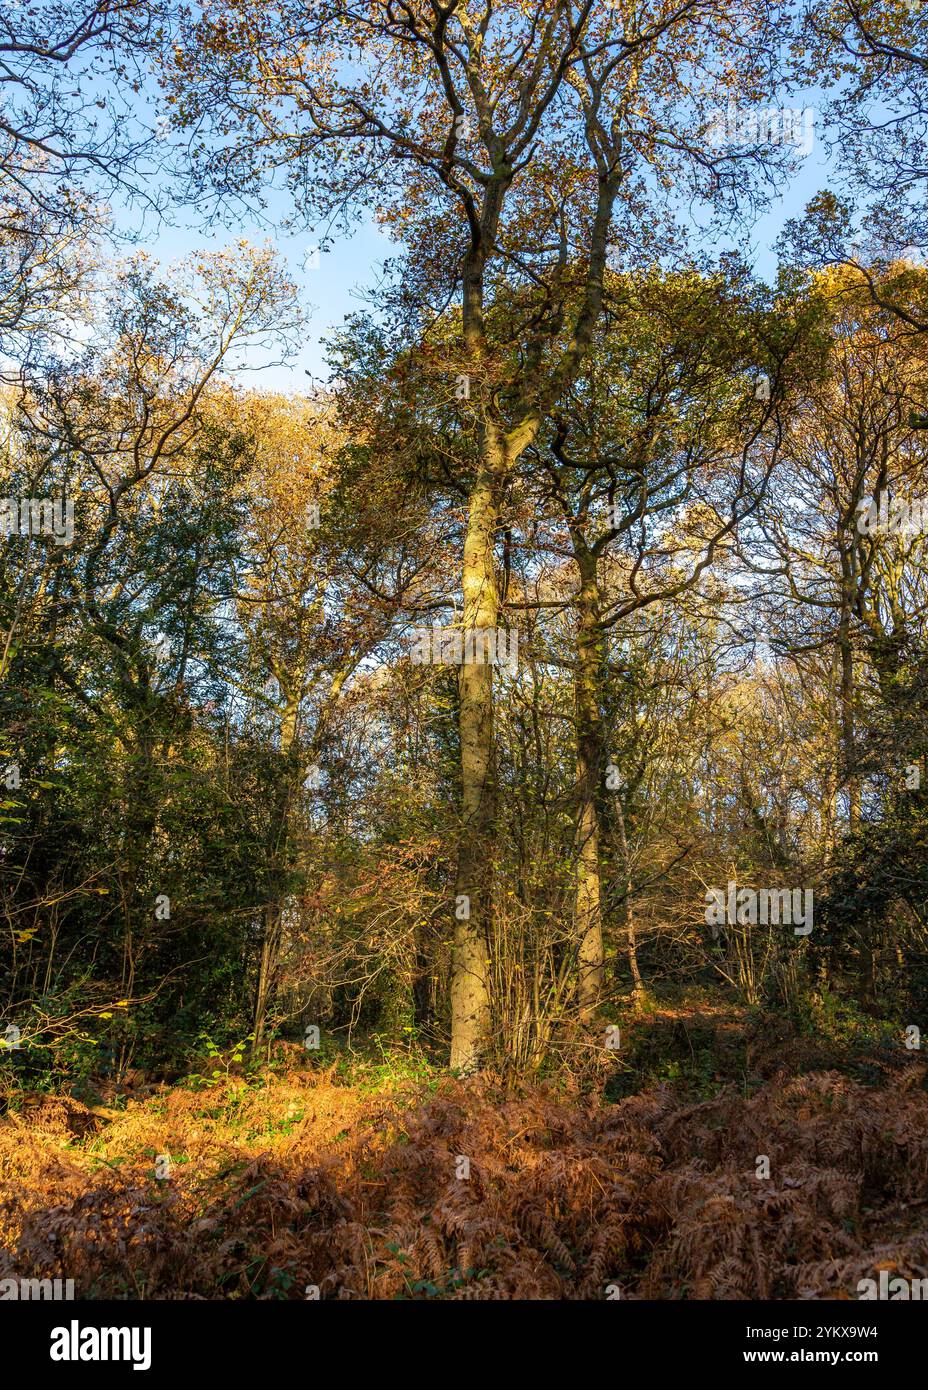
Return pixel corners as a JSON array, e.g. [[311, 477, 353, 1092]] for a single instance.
[[793, 0, 928, 327], [741, 264, 928, 992], [519, 265, 796, 1014], [1, 2, 167, 381], [167, 0, 796, 1069], [0, 244, 301, 1068]]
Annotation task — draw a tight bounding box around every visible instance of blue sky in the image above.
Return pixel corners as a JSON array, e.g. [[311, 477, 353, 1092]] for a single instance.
[[123, 195, 396, 390]]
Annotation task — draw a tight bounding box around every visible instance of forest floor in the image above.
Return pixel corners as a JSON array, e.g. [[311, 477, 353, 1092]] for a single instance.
[[2, 991, 928, 1299]]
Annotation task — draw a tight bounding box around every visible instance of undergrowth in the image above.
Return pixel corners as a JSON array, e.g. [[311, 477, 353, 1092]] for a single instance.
[[2, 1001, 927, 1300]]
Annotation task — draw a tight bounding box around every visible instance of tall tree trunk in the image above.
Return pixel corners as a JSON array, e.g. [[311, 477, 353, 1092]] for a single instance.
[[251, 694, 300, 1054], [253, 902, 283, 1054], [450, 459, 499, 1071], [837, 565, 874, 997], [613, 789, 643, 1002], [573, 546, 605, 1018], [837, 565, 860, 831]]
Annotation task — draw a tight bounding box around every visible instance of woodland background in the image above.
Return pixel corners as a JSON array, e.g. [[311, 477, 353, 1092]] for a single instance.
[[2, 0, 928, 1301]]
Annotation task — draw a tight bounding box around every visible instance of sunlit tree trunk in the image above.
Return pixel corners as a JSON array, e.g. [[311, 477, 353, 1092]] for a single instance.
[[573, 546, 605, 1018], [837, 584, 860, 831], [613, 788, 643, 1002], [252, 693, 300, 1053], [450, 458, 499, 1071]]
